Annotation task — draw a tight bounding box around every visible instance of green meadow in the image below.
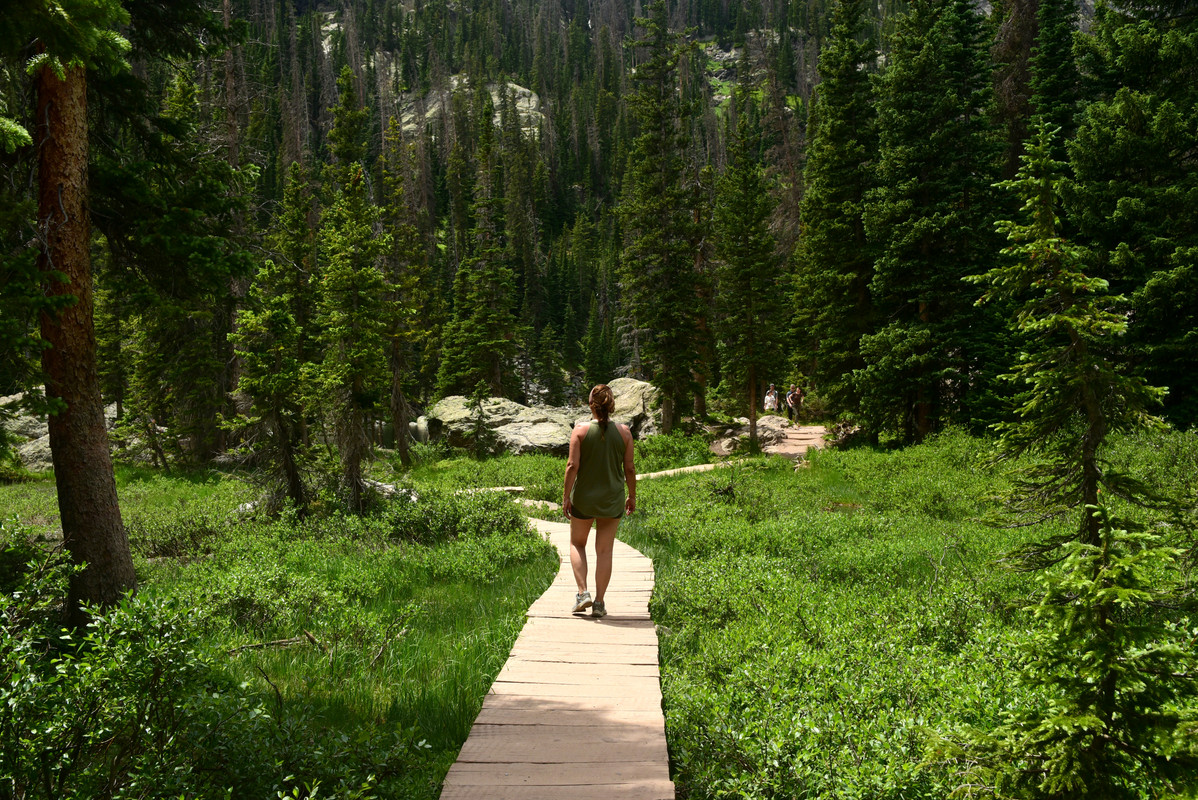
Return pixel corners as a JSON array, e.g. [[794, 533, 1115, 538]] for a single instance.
[[3, 427, 1195, 798]]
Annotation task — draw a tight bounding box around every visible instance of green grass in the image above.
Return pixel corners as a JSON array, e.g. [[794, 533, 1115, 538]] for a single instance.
[[7, 428, 1191, 798], [2, 462, 557, 799], [618, 427, 1181, 799], [404, 451, 565, 502]]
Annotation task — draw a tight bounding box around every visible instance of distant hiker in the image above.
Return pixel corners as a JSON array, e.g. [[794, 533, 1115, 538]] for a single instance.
[[785, 384, 799, 422], [764, 384, 779, 412], [562, 384, 637, 619]]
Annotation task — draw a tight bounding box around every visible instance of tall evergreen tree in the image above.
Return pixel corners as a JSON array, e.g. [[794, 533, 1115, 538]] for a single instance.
[[794, 0, 878, 418], [379, 117, 433, 466], [936, 506, 1198, 798], [618, 0, 703, 432], [971, 122, 1165, 554], [99, 68, 253, 464], [1065, 0, 1198, 427], [229, 162, 317, 512], [436, 127, 519, 398], [713, 90, 785, 445], [313, 162, 390, 513], [231, 256, 309, 514], [4, 0, 138, 625], [1028, 0, 1080, 151], [860, 0, 1006, 441]]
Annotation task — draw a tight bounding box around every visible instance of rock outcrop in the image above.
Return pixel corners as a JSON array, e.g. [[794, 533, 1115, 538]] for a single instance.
[[2, 393, 119, 471], [708, 414, 792, 456], [426, 378, 660, 456]]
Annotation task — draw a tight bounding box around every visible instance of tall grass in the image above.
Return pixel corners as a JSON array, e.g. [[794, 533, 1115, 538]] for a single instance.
[[2, 466, 557, 799], [616, 429, 1074, 799]]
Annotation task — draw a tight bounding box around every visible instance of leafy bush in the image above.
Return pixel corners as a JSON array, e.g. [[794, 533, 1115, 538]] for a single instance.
[[0, 516, 41, 593]]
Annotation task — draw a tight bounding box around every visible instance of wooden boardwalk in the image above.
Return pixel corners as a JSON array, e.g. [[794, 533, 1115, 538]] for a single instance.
[[439, 516, 673, 800], [441, 442, 828, 798]]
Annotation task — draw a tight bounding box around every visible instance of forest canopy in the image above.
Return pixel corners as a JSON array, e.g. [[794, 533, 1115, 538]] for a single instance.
[[1, 0, 1194, 471]]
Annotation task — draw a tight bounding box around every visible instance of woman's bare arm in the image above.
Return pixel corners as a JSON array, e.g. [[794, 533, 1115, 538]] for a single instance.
[[621, 424, 636, 514], [562, 424, 585, 514]]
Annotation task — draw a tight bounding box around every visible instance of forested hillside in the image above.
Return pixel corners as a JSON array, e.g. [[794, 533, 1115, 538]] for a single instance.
[[2, 0, 1195, 469]]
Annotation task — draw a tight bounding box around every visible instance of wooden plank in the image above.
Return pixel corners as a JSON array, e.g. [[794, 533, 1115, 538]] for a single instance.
[[478, 693, 663, 714], [466, 722, 665, 741], [488, 678, 661, 698], [496, 663, 659, 681], [440, 781, 674, 800], [444, 760, 669, 786], [457, 736, 668, 764], [473, 707, 666, 726], [507, 649, 659, 666]]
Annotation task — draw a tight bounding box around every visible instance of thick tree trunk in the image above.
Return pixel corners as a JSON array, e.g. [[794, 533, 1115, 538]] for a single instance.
[[36, 64, 137, 626]]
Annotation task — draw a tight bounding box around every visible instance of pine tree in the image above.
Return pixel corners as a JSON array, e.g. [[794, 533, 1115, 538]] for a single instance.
[[379, 118, 433, 467], [794, 0, 878, 418], [269, 161, 318, 396], [101, 68, 254, 464], [436, 130, 519, 399], [618, 0, 703, 432], [313, 162, 389, 513], [713, 89, 785, 446], [970, 122, 1166, 554], [860, 0, 1006, 441], [1028, 0, 1080, 152], [228, 161, 318, 512], [1066, 0, 1198, 427], [935, 506, 1198, 799], [230, 257, 309, 513], [328, 64, 368, 186], [9, 0, 138, 625], [535, 323, 567, 405]]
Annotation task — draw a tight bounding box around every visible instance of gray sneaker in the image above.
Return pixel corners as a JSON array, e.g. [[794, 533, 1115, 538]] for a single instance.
[[591, 599, 606, 619], [572, 591, 593, 613]]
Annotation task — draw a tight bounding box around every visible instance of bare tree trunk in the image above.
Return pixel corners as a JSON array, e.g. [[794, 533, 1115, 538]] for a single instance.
[[661, 393, 675, 435], [36, 63, 136, 627], [391, 341, 413, 468], [748, 366, 758, 446]]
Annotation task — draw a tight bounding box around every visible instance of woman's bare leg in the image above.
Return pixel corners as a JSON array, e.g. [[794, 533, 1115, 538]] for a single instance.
[[569, 516, 593, 593], [593, 518, 618, 603]]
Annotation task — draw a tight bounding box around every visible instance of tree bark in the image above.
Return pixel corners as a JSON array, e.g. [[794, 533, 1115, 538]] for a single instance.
[[36, 63, 137, 627], [391, 340, 413, 468], [748, 366, 758, 446]]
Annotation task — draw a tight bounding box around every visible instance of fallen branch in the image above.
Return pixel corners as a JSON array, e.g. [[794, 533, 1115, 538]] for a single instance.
[[228, 636, 307, 654], [228, 629, 326, 656]]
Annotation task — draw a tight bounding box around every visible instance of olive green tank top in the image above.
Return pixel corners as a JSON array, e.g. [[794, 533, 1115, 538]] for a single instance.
[[570, 421, 627, 518]]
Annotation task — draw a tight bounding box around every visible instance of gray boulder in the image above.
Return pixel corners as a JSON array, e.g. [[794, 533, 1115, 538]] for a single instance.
[[1, 393, 47, 441], [708, 414, 791, 456], [425, 379, 661, 456], [599, 377, 659, 438], [16, 434, 53, 471], [427, 396, 577, 455]]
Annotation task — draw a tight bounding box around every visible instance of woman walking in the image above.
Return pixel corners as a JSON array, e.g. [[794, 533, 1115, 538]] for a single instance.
[[562, 384, 636, 618]]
